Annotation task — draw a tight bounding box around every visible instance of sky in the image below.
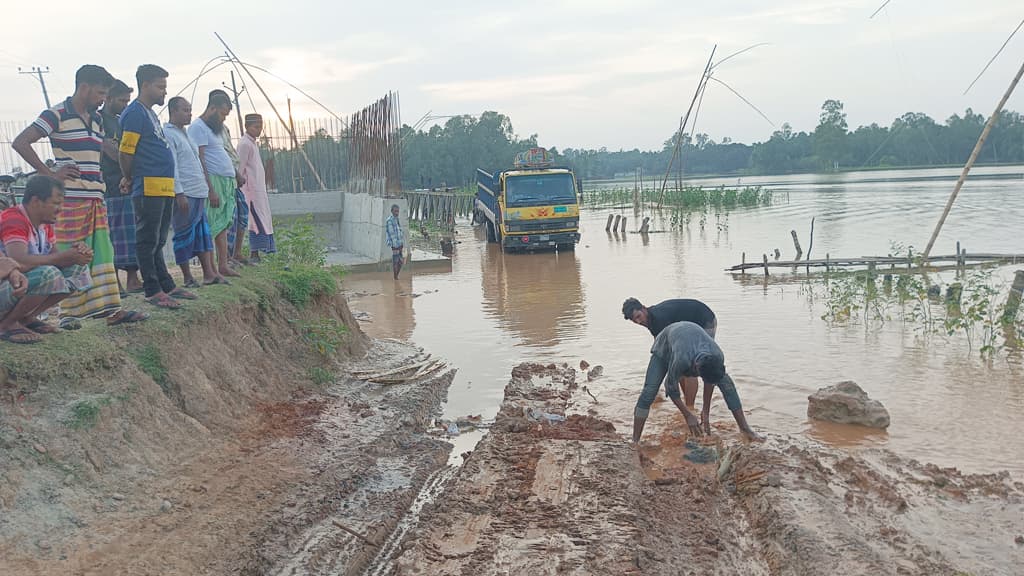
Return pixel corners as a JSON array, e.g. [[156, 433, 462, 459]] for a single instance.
[[1, 0, 1022, 151]]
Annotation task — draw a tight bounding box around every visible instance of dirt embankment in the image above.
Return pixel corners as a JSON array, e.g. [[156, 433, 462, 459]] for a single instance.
[[397, 362, 1024, 576], [0, 277, 456, 576]]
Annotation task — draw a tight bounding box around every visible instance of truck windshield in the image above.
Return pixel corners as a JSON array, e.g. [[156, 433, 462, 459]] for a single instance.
[[505, 173, 577, 207]]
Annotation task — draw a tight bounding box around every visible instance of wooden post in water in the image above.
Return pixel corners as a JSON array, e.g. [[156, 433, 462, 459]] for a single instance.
[[741, 252, 746, 275], [762, 254, 769, 277], [791, 230, 803, 259], [825, 253, 830, 274], [612, 214, 622, 232], [907, 249, 913, 271], [639, 216, 650, 234], [605, 214, 614, 231], [773, 248, 781, 260], [806, 217, 815, 273], [1003, 270, 1024, 323], [923, 57, 1024, 259], [620, 216, 628, 233]]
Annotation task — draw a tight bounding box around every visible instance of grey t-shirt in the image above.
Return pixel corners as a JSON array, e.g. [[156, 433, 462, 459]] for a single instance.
[[650, 321, 723, 384]]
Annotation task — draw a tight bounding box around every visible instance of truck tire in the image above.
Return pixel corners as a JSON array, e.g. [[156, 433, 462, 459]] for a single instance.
[[486, 220, 497, 243]]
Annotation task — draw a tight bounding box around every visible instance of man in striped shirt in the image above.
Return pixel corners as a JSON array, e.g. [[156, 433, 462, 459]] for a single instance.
[[12, 65, 146, 326]]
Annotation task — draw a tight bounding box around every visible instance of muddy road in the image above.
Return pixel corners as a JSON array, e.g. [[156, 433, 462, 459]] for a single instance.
[[395, 362, 1024, 576]]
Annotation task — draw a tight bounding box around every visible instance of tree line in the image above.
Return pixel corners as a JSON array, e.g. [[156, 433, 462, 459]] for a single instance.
[[248, 101, 1024, 192]]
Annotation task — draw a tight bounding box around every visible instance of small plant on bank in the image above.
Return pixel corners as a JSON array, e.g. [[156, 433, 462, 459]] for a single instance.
[[308, 366, 334, 386], [264, 216, 342, 308], [296, 317, 349, 357]]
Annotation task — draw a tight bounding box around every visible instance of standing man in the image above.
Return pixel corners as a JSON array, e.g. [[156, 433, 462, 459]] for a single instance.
[[11, 64, 145, 326], [189, 91, 239, 278], [100, 79, 142, 295], [623, 297, 717, 409], [237, 113, 275, 260], [165, 97, 221, 287], [385, 204, 405, 280], [0, 176, 95, 342], [632, 321, 762, 443], [119, 65, 195, 309]]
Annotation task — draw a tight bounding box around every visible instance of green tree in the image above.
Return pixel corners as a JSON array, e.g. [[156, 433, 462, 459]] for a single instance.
[[814, 99, 848, 171]]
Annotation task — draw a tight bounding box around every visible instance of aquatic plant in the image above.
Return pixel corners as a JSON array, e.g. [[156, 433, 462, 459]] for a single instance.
[[583, 185, 775, 210]]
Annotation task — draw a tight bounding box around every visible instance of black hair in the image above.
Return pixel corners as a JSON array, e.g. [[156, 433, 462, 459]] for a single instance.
[[697, 355, 726, 384], [23, 174, 64, 204], [622, 297, 644, 320], [75, 65, 114, 89], [167, 96, 189, 113], [135, 64, 169, 91], [109, 79, 133, 98], [207, 89, 232, 110]]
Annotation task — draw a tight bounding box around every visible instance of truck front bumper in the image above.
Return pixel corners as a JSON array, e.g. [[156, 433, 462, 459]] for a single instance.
[[501, 231, 580, 250]]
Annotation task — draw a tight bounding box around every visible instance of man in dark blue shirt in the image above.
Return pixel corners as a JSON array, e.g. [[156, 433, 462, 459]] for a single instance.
[[623, 297, 717, 408]]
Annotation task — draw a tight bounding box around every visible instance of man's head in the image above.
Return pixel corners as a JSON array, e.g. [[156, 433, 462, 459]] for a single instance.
[[244, 113, 263, 139], [135, 64, 169, 107], [74, 65, 115, 112], [22, 175, 65, 224], [104, 79, 132, 116], [391, 204, 400, 217], [202, 90, 232, 134], [622, 297, 648, 327], [168, 96, 192, 127], [696, 355, 726, 385]]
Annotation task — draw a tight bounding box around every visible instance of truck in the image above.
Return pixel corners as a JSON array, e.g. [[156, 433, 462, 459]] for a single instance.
[[474, 148, 581, 253]]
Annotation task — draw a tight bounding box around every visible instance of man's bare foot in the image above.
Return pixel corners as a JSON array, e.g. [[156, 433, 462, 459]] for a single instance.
[[742, 429, 765, 442], [219, 267, 241, 278]]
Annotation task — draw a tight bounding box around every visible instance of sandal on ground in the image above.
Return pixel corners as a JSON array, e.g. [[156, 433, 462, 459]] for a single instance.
[[24, 320, 59, 334], [107, 309, 150, 326], [204, 277, 231, 286], [182, 279, 201, 289], [0, 327, 42, 344], [146, 295, 182, 310], [127, 287, 145, 294], [168, 287, 198, 300], [59, 317, 83, 331]]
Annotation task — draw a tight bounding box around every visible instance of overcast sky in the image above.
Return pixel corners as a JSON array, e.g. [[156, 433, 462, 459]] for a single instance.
[[1, 0, 1021, 150]]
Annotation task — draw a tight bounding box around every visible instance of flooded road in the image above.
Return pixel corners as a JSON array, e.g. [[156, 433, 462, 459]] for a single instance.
[[344, 165, 1024, 477]]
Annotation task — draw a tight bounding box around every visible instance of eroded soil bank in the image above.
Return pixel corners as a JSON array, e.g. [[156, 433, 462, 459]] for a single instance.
[[396, 362, 1024, 576], [0, 276, 455, 576]]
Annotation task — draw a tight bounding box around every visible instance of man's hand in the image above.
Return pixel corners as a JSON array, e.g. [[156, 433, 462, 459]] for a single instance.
[[701, 409, 711, 435], [9, 269, 28, 297], [119, 177, 131, 195], [59, 248, 92, 267], [684, 411, 703, 437], [176, 194, 189, 214], [236, 173, 246, 187], [209, 187, 220, 208], [52, 164, 80, 181], [0, 257, 19, 279]]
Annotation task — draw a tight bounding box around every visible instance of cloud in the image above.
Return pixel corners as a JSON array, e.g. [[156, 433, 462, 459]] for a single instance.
[[420, 73, 597, 101]]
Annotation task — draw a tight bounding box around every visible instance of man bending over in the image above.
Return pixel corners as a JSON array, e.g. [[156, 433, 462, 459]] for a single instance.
[[633, 321, 762, 443]]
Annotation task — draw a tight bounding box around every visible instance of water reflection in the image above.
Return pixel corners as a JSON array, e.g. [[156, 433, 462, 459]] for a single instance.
[[479, 244, 585, 347]]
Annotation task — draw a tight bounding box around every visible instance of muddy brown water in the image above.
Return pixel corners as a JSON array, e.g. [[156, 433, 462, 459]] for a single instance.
[[345, 165, 1024, 478]]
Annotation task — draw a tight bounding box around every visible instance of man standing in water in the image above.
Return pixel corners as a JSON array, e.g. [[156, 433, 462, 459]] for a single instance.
[[385, 204, 405, 280], [632, 321, 762, 443], [623, 297, 717, 409]]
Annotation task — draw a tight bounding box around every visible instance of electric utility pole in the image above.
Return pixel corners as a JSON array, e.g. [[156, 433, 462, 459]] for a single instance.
[[19, 66, 51, 108], [224, 70, 245, 135]]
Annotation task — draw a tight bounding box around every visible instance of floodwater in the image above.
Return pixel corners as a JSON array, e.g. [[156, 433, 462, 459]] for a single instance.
[[344, 165, 1024, 477]]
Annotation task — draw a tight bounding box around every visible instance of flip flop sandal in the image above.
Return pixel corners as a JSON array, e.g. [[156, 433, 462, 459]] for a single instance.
[[24, 320, 59, 334], [183, 279, 202, 289], [0, 327, 42, 344], [204, 277, 232, 286], [169, 288, 198, 300], [58, 317, 83, 331], [107, 310, 150, 326], [146, 296, 182, 310]]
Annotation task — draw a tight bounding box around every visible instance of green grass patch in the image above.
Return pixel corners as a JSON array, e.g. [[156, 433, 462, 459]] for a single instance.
[[296, 317, 349, 357], [131, 344, 168, 391], [64, 396, 113, 429]]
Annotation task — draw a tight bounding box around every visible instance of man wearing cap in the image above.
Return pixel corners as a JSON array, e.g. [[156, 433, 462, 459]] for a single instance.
[[236, 113, 275, 260]]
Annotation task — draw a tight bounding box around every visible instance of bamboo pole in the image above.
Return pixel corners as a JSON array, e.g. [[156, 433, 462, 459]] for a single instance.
[[923, 57, 1024, 258], [605, 214, 614, 231], [620, 216, 628, 233], [613, 214, 621, 231], [657, 46, 717, 208], [762, 254, 769, 277], [806, 217, 815, 273], [791, 230, 803, 259]]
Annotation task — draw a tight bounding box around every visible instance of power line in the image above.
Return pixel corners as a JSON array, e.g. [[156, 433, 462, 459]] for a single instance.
[[18, 66, 51, 108], [964, 17, 1024, 95]]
